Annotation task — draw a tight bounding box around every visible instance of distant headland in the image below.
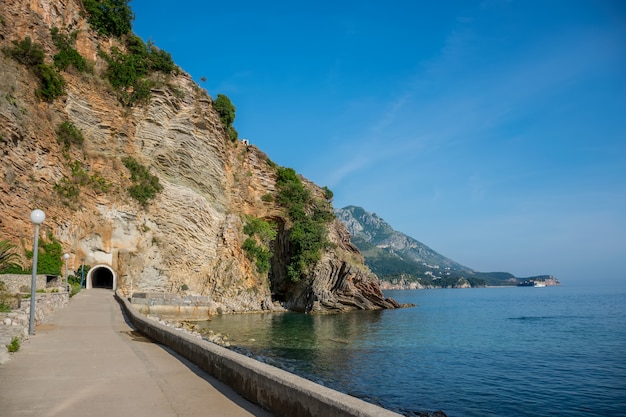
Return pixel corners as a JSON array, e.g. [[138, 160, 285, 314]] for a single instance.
[[336, 206, 560, 289]]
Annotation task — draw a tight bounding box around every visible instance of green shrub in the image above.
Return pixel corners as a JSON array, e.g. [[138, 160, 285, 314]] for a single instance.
[[322, 186, 334, 201], [214, 94, 238, 141], [56, 121, 84, 148], [51, 27, 88, 72], [2, 37, 66, 101], [243, 238, 272, 274], [2, 37, 44, 66], [90, 171, 112, 193], [83, 0, 133, 37], [122, 156, 162, 205], [214, 94, 235, 126], [34, 63, 66, 101], [242, 217, 277, 275], [54, 178, 81, 203], [2, 264, 25, 274], [6, 336, 20, 353], [226, 125, 238, 142], [101, 45, 146, 88], [243, 217, 277, 242], [70, 282, 81, 297], [119, 77, 153, 106], [54, 160, 111, 205], [100, 35, 176, 106], [145, 40, 176, 73], [0, 280, 11, 311], [67, 274, 83, 296], [25, 232, 63, 276]]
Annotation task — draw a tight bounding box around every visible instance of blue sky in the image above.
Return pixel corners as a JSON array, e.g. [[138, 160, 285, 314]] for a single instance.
[[131, 1, 626, 284]]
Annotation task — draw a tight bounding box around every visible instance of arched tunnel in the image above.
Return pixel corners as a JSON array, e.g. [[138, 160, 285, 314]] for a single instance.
[[86, 265, 117, 290]]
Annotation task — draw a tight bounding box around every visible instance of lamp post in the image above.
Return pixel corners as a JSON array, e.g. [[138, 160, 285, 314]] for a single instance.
[[63, 253, 70, 293], [29, 209, 45, 336], [80, 258, 85, 288]]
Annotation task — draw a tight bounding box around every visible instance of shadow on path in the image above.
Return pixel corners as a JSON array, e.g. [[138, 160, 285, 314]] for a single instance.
[[0, 289, 273, 417]]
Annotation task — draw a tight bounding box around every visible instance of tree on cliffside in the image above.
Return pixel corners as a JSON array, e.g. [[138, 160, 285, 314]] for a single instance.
[[213, 94, 238, 141], [83, 0, 134, 37]]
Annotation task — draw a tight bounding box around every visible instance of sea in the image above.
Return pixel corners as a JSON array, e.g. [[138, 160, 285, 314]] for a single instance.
[[196, 282, 626, 417]]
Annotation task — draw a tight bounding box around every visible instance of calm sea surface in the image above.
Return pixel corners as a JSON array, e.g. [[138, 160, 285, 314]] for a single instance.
[[197, 283, 626, 416]]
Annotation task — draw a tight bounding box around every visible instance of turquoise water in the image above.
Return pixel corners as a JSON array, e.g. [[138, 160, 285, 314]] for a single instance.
[[198, 283, 626, 416]]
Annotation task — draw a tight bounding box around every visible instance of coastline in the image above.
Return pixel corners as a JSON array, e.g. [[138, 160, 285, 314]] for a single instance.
[[117, 291, 407, 417]]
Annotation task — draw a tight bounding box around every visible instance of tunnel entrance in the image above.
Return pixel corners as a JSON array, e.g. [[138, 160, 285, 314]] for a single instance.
[[86, 265, 117, 290]]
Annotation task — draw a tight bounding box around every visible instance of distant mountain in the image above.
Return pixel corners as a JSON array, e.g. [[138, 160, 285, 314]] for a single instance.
[[336, 206, 553, 288]]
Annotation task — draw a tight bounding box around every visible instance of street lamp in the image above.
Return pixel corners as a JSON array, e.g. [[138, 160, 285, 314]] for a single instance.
[[63, 253, 70, 293], [80, 258, 85, 288], [29, 209, 45, 336]]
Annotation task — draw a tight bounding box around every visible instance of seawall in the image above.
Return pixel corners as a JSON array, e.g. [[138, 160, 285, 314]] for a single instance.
[[115, 291, 402, 417]]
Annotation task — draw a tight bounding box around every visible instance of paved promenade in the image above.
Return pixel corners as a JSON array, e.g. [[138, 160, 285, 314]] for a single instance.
[[0, 289, 273, 417]]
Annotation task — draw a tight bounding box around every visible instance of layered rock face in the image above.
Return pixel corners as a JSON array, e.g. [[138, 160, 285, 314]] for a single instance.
[[0, 0, 398, 314]]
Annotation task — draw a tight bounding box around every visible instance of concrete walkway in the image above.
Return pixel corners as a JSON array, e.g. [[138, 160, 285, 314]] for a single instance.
[[0, 289, 273, 417]]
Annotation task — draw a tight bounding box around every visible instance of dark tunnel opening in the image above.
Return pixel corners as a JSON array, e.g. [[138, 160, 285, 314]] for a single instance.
[[91, 267, 114, 289]]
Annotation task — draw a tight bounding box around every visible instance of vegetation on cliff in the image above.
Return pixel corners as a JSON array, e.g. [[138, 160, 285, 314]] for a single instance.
[[275, 167, 335, 282], [1, 0, 196, 111], [53, 121, 111, 207], [99, 34, 177, 106], [51, 27, 89, 73], [1, 37, 66, 101], [0, 0, 397, 313], [83, 0, 134, 38], [56, 121, 85, 149], [242, 217, 277, 274], [214, 94, 238, 141], [54, 159, 111, 207], [241, 167, 336, 284], [122, 157, 163, 206], [67, 0, 178, 106]]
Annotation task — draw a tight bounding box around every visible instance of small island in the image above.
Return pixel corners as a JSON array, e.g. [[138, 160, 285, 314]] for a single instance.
[[517, 276, 561, 287]]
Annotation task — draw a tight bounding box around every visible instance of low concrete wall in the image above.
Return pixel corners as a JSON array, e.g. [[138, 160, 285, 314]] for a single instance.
[[115, 292, 401, 417], [130, 292, 214, 318]]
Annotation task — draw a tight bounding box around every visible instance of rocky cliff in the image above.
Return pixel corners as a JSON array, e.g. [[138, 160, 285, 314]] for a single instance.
[[0, 0, 399, 313]]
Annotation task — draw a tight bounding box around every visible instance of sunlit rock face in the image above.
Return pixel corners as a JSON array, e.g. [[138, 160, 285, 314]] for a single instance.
[[0, 0, 398, 313]]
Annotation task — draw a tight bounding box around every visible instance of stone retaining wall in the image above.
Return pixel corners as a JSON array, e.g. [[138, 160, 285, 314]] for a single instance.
[[0, 292, 70, 364], [116, 291, 402, 417], [0, 274, 49, 294], [18, 293, 70, 326]]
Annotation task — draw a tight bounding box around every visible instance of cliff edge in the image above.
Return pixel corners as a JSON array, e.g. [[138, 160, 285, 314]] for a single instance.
[[0, 0, 399, 313]]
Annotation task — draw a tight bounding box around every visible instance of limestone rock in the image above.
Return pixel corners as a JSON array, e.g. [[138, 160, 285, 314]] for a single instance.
[[0, 0, 398, 314]]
